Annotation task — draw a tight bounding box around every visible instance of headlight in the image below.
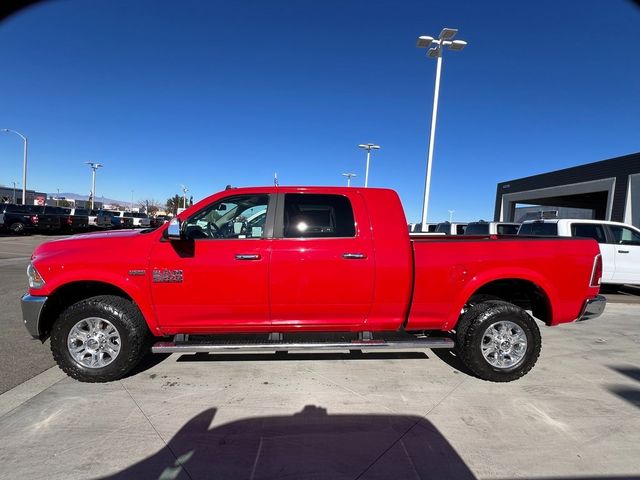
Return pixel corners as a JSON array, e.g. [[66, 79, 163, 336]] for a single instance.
[[27, 262, 45, 289]]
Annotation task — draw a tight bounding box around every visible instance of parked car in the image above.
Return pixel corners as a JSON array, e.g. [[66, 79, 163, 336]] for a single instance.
[[409, 223, 438, 233], [68, 208, 90, 231], [0, 203, 39, 234], [464, 221, 521, 235], [151, 214, 171, 227], [129, 212, 151, 228], [88, 209, 113, 229], [518, 219, 640, 285], [104, 210, 131, 229], [22, 186, 604, 384], [44, 206, 87, 232], [435, 221, 468, 235]]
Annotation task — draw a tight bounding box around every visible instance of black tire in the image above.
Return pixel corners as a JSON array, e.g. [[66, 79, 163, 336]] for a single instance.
[[50, 295, 152, 382], [9, 222, 25, 234], [455, 301, 541, 382]]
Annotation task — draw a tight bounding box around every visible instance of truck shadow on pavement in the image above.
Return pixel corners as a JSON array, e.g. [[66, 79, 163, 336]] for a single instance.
[[608, 366, 640, 409], [95, 405, 476, 480]]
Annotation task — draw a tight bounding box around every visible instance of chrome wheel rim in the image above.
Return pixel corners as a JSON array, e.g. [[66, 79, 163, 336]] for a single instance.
[[481, 321, 527, 369], [67, 317, 121, 369]]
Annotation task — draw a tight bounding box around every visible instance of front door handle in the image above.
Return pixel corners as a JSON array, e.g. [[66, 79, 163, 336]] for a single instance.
[[235, 254, 261, 260], [343, 252, 367, 259], [618, 250, 630, 254]]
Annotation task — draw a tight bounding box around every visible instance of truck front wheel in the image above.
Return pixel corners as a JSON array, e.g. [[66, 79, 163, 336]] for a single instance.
[[456, 301, 541, 382], [50, 295, 152, 382]]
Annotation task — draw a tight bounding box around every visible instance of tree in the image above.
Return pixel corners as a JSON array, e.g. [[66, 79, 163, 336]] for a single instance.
[[140, 199, 161, 216], [166, 194, 182, 215]]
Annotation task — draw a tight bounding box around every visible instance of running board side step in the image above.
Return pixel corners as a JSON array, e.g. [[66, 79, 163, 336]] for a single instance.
[[151, 337, 454, 354]]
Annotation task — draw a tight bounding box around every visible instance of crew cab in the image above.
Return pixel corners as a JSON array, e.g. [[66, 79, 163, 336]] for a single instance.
[[1, 204, 61, 234], [21, 187, 605, 383], [518, 218, 640, 285], [0, 203, 39, 234]]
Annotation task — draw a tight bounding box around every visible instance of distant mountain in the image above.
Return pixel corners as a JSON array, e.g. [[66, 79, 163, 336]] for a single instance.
[[50, 192, 129, 206]]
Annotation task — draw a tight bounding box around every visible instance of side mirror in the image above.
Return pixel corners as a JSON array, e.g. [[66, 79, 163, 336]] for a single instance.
[[166, 218, 183, 241]]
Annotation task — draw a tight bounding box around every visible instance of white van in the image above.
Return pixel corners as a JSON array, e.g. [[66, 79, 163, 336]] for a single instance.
[[518, 219, 640, 285]]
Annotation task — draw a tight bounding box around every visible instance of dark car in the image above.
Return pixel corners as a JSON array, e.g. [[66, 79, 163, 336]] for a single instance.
[[151, 214, 171, 227], [0, 203, 38, 234], [104, 210, 125, 228], [68, 208, 90, 231]]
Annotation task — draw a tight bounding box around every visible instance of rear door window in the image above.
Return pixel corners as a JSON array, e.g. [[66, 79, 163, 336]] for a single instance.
[[464, 223, 489, 235], [570, 223, 606, 243], [518, 223, 558, 235], [283, 194, 355, 238], [497, 224, 519, 235]]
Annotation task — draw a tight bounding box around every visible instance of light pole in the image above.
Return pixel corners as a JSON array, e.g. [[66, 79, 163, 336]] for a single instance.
[[11, 181, 19, 204], [342, 173, 357, 187], [181, 185, 188, 209], [448, 209, 455, 222], [1, 129, 28, 205], [416, 28, 467, 231], [85, 162, 103, 209], [56, 188, 60, 207], [358, 143, 380, 187]]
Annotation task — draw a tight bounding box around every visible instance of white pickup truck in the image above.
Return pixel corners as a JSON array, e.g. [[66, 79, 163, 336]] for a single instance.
[[518, 219, 640, 285]]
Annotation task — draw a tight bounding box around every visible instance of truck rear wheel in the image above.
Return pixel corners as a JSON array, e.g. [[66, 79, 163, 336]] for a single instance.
[[456, 301, 541, 382], [50, 295, 152, 383]]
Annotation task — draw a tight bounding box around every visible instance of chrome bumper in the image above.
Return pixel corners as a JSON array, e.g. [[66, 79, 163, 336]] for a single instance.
[[577, 295, 606, 322], [21, 294, 48, 339]]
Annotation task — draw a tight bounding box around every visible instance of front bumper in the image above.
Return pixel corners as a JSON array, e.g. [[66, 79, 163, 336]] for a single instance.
[[576, 295, 606, 322], [21, 294, 48, 339]]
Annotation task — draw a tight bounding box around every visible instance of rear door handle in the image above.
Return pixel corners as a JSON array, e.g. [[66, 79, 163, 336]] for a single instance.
[[343, 252, 367, 259], [618, 250, 629, 254], [235, 254, 261, 260]]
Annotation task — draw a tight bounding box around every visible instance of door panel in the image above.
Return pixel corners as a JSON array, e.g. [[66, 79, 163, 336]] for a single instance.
[[269, 238, 374, 327], [149, 193, 274, 332], [269, 192, 374, 328], [607, 225, 640, 284], [149, 239, 271, 331]]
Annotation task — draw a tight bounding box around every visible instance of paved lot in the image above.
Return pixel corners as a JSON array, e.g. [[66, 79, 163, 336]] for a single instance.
[[1, 234, 639, 479], [0, 234, 67, 393]]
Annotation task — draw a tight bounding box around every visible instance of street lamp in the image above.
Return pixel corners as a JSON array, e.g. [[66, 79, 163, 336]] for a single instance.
[[416, 28, 467, 231], [1, 129, 28, 205], [448, 209, 455, 222], [181, 185, 188, 209], [357, 143, 380, 187], [11, 181, 19, 204], [341, 173, 357, 187], [85, 162, 103, 209]]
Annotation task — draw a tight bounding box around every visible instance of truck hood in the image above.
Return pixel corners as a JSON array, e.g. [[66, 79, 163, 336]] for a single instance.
[[32, 229, 155, 261]]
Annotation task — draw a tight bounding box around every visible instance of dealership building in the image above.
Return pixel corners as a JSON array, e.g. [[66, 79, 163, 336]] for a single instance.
[[494, 152, 640, 228]]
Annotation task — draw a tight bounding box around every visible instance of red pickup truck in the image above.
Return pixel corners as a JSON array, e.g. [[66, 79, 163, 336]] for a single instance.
[[21, 186, 605, 383]]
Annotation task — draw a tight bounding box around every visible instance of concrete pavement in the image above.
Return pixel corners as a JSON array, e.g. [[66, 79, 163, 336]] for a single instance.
[[0, 235, 65, 393], [0, 303, 639, 479]]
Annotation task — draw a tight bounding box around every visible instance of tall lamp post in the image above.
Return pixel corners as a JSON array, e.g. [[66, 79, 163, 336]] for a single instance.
[[85, 162, 103, 209], [2, 129, 28, 205], [341, 172, 357, 187], [358, 143, 380, 187], [181, 185, 188, 209], [11, 181, 19, 204], [416, 28, 467, 231]]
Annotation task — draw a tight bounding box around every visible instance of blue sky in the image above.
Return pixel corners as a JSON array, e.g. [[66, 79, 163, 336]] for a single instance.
[[0, 0, 639, 222]]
